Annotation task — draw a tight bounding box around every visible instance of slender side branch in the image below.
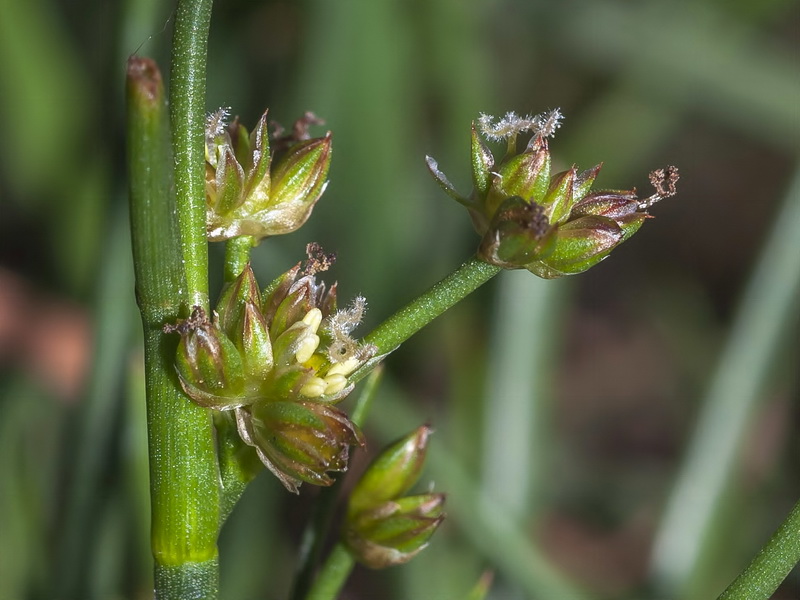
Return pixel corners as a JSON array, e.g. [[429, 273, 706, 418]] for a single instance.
[[304, 543, 356, 600], [128, 56, 219, 598], [718, 500, 800, 600], [224, 235, 255, 283], [289, 368, 385, 600], [171, 0, 214, 310], [365, 256, 501, 356]]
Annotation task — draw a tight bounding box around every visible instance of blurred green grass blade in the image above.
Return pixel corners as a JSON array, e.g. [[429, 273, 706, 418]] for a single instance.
[[554, 0, 800, 151], [55, 208, 136, 597], [480, 272, 567, 521], [124, 353, 154, 592], [0, 378, 57, 599], [219, 475, 287, 599], [294, 0, 424, 309], [649, 164, 800, 597], [0, 0, 88, 197], [369, 377, 589, 600]]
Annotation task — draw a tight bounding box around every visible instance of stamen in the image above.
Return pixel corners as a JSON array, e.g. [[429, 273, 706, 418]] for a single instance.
[[326, 357, 360, 377], [295, 333, 321, 363], [323, 374, 348, 395], [302, 308, 323, 333], [300, 377, 326, 398]]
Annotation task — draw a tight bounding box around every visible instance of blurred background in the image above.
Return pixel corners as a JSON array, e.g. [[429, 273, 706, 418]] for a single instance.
[[1, 0, 798, 598]]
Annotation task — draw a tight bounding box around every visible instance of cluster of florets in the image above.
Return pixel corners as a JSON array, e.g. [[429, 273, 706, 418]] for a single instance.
[[427, 109, 678, 278], [167, 245, 376, 492], [204, 109, 332, 242]]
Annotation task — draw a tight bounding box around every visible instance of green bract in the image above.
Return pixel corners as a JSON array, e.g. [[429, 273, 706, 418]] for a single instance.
[[426, 109, 679, 278]]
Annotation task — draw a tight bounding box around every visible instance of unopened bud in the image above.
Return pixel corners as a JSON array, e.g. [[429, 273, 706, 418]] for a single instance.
[[240, 400, 364, 493], [344, 493, 446, 569], [348, 425, 433, 518], [171, 307, 248, 409]]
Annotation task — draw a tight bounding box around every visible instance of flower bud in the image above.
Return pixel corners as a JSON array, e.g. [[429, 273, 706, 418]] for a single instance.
[[236, 400, 364, 493], [215, 263, 262, 337], [172, 307, 248, 409], [486, 138, 550, 218], [526, 215, 624, 279], [348, 425, 433, 518], [265, 134, 331, 232], [166, 246, 377, 491], [343, 425, 445, 568], [478, 196, 556, 268], [344, 493, 446, 569]]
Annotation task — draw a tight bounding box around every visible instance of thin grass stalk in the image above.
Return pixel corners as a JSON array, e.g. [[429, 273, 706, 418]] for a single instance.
[[363, 257, 500, 357], [649, 165, 800, 598], [170, 0, 214, 310], [370, 376, 589, 600], [289, 368, 384, 600], [718, 499, 800, 600], [480, 272, 566, 520], [54, 210, 134, 598]]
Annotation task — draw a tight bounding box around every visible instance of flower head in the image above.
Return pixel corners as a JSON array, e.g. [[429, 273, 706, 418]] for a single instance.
[[427, 109, 679, 278], [167, 244, 376, 492], [204, 110, 332, 242]]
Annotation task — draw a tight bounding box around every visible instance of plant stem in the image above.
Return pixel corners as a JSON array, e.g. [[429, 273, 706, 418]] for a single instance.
[[350, 364, 384, 428], [289, 368, 384, 600], [217, 412, 260, 523], [364, 256, 501, 356], [224, 235, 255, 283], [170, 0, 214, 310], [128, 57, 220, 598], [304, 543, 355, 600], [717, 499, 800, 600]]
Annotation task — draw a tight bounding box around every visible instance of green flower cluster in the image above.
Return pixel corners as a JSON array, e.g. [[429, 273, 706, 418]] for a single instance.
[[167, 246, 376, 492], [205, 109, 332, 242], [343, 425, 445, 568], [427, 109, 678, 278]]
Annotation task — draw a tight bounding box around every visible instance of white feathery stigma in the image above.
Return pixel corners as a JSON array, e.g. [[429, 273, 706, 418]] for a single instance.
[[478, 108, 563, 142]]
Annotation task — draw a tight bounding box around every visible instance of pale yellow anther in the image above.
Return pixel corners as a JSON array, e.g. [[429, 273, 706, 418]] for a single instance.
[[300, 377, 327, 398], [295, 333, 321, 363], [323, 374, 348, 395], [302, 308, 324, 333], [326, 357, 360, 377]]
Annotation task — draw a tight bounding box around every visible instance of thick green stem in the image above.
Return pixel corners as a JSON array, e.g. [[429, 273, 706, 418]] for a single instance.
[[304, 543, 355, 600], [170, 0, 214, 310], [364, 256, 501, 356], [128, 57, 219, 598], [718, 500, 800, 600], [224, 235, 255, 283]]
